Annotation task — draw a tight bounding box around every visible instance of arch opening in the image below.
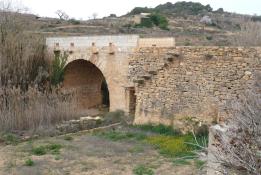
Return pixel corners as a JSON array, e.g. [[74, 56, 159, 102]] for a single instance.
[[62, 59, 109, 115]]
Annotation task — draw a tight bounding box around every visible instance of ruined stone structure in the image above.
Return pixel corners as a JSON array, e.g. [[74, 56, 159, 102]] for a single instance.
[[46, 35, 260, 130]]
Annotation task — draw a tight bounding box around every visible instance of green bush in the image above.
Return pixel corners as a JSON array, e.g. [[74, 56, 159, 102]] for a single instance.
[[50, 52, 68, 86], [25, 158, 34, 166], [68, 18, 81, 25], [149, 13, 169, 30], [32, 143, 62, 156], [134, 124, 180, 136], [133, 165, 154, 175], [1, 133, 20, 145], [136, 13, 169, 30], [32, 146, 47, 156], [140, 18, 154, 28]]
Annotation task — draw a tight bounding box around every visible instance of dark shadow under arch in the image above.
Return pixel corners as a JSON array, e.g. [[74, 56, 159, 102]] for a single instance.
[[63, 59, 110, 110]]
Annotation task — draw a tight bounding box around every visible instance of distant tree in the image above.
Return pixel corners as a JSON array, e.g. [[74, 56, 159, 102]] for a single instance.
[[200, 16, 213, 25], [150, 13, 169, 30], [216, 8, 224, 13], [55, 10, 69, 20], [92, 13, 98, 19]]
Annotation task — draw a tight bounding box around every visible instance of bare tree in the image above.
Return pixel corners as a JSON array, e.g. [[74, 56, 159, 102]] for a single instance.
[[55, 10, 69, 20], [92, 12, 98, 20]]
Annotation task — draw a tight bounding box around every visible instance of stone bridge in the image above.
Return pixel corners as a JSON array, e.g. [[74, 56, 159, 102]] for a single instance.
[[46, 35, 260, 130], [46, 35, 175, 114]]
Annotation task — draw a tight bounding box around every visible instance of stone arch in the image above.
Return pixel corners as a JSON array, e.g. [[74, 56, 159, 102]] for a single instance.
[[62, 59, 110, 111]]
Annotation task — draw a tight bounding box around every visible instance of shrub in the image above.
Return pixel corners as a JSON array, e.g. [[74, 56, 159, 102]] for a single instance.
[[25, 158, 34, 166], [50, 52, 68, 86], [32, 143, 62, 156], [68, 18, 80, 25], [136, 13, 169, 30], [146, 135, 196, 157], [149, 13, 169, 30], [134, 124, 180, 136], [133, 165, 154, 175], [1, 133, 20, 145], [32, 146, 47, 156]]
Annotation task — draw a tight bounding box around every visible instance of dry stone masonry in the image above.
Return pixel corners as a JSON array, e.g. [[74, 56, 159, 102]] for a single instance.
[[129, 47, 260, 131]]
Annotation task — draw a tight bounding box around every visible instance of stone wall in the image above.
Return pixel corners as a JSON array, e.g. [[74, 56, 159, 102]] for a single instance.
[[129, 47, 260, 131]]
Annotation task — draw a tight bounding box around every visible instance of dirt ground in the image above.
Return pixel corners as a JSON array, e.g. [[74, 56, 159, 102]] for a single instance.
[[0, 131, 204, 175]]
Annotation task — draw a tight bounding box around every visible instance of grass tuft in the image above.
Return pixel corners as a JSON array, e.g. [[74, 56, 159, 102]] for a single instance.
[[32, 143, 62, 156], [95, 131, 146, 141], [173, 159, 191, 166], [64, 135, 73, 141], [32, 146, 47, 156], [1, 133, 20, 145], [133, 165, 154, 175]]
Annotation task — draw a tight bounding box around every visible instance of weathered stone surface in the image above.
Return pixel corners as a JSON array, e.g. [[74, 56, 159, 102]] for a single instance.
[[129, 47, 260, 130], [56, 116, 103, 134]]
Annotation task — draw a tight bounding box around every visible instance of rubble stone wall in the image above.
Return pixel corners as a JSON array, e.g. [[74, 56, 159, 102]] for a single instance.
[[129, 47, 260, 131]]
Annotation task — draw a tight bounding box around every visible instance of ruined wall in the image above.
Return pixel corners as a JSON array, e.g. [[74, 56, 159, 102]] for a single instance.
[[129, 47, 260, 131]]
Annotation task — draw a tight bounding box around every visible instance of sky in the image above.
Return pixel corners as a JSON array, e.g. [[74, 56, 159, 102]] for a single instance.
[[9, 0, 261, 19]]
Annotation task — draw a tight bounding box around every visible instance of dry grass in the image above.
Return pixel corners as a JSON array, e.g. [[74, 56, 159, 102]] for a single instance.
[[0, 2, 78, 133], [0, 86, 77, 132]]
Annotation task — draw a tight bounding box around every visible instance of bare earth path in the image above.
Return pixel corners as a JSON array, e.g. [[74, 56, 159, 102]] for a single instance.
[[0, 133, 200, 175]]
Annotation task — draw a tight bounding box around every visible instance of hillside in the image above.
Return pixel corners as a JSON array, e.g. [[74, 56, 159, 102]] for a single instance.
[[7, 1, 257, 46]]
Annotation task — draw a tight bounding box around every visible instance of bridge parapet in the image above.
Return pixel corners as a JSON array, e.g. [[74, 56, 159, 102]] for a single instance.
[[46, 35, 139, 53]]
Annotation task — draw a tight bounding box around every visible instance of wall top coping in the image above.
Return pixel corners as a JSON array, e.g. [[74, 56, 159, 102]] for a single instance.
[[46, 35, 140, 49]]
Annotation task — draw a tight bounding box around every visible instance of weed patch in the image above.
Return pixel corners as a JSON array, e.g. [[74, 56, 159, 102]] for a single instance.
[[173, 158, 191, 166], [64, 135, 73, 141], [25, 158, 34, 166], [95, 131, 146, 141], [32, 143, 62, 156], [146, 135, 196, 158], [133, 165, 154, 175], [32, 146, 47, 156], [134, 124, 180, 136], [1, 133, 20, 145], [194, 159, 205, 169]]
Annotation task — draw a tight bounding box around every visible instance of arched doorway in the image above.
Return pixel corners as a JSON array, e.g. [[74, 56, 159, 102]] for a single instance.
[[62, 59, 109, 113]]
